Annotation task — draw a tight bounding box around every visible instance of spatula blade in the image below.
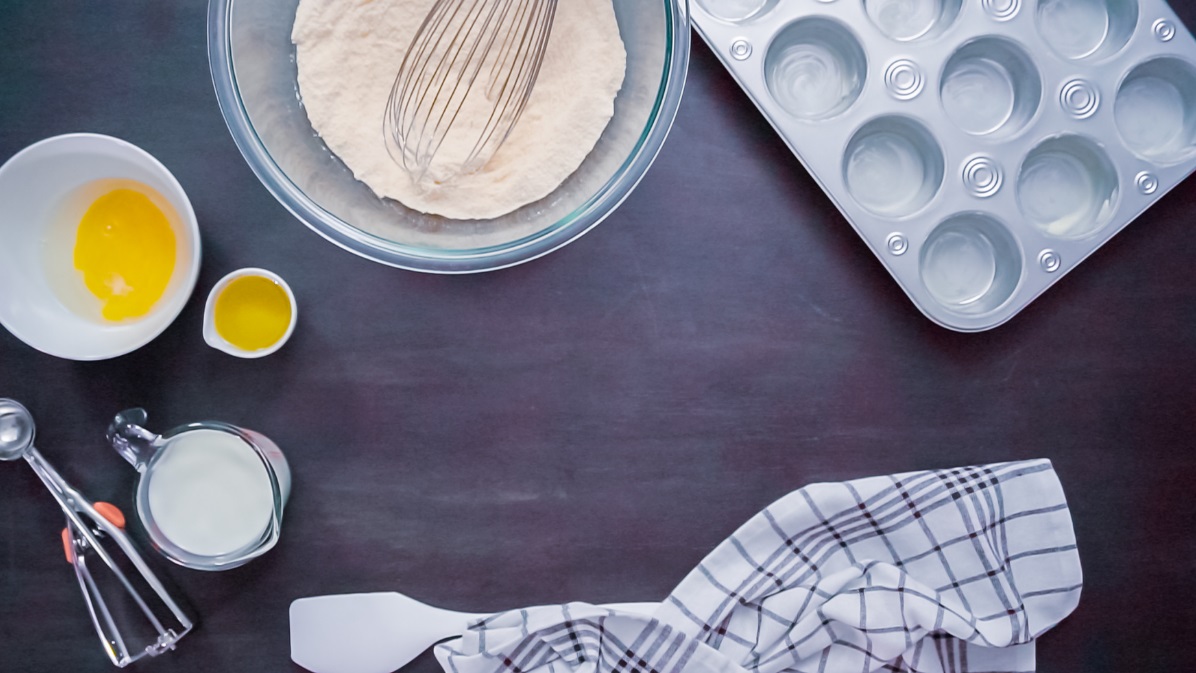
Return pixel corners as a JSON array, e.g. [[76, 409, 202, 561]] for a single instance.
[[290, 592, 471, 673]]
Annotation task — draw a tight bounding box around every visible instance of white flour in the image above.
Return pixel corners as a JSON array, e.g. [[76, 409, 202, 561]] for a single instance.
[[292, 0, 627, 220]]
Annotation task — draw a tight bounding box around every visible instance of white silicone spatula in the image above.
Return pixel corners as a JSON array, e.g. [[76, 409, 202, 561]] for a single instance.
[[290, 592, 659, 673]]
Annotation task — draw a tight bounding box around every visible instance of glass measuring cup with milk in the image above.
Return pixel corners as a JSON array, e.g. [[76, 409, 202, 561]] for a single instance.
[[107, 408, 290, 570]]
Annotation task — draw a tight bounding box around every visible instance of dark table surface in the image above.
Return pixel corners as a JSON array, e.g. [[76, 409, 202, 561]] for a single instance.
[[2, 2, 1195, 672]]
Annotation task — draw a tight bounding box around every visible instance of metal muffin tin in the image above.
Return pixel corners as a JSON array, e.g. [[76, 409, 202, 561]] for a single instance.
[[693, 0, 1196, 331]]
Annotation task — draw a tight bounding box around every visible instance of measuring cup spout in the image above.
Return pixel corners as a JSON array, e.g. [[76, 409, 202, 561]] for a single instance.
[[107, 408, 161, 471]]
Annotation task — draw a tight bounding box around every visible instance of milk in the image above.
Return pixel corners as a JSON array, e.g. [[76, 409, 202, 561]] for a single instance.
[[145, 429, 276, 558]]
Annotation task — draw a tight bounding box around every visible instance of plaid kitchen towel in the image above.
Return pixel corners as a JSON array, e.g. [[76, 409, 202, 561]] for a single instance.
[[435, 460, 1081, 673]]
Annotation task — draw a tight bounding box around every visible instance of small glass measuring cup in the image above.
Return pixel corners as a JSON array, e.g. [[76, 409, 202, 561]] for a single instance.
[[107, 408, 291, 571]]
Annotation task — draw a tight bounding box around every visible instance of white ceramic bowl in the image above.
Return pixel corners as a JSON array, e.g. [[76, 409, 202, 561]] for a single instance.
[[0, 134, 201, 360]]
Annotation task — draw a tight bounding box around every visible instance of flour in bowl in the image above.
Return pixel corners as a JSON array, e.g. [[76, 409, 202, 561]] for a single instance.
[[292, 0, 627, 220]]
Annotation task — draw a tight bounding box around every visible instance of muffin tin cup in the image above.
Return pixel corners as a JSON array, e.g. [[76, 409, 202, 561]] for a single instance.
[[866, 0, 963, 42], [1037, 0, 1139, 62], [696, 0, 778, 24], [764, 18, 868, 121], [694, 0, 1196, 331], [940, 37, 1043, 138], [920, 213, 1022, 314], [1115, 56, 1196, 163], [843, 116, 945, 217], [1017, 134, 1121, 239]]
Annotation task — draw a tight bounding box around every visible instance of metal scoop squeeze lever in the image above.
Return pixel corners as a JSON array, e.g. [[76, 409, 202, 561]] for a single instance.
[[0, 398, 193, 667]]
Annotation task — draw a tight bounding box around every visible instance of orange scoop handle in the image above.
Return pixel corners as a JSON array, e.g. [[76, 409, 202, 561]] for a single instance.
[[93, 502, 126, 529], [61, 502, 126, 563]]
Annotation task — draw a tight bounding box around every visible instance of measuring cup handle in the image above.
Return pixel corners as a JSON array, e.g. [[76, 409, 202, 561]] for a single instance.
[[107, 408, 161, 471]]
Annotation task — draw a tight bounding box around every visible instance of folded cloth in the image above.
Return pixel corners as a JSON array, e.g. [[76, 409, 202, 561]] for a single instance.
[[435, 460, 1081, 673]]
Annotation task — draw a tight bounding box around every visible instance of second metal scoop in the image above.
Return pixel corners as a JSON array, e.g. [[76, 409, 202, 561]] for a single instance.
[[0, 399, 193, 667]]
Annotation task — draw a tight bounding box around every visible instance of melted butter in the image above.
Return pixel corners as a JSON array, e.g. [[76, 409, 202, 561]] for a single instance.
[[74, 188, 177, 321]]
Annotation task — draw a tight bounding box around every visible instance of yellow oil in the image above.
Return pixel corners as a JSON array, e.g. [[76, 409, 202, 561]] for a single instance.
[[73, 188, 177, 322], [214, 275, 293, 351]]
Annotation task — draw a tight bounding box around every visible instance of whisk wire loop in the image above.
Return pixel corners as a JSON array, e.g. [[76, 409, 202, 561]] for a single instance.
[[385, 0, 558, 181]]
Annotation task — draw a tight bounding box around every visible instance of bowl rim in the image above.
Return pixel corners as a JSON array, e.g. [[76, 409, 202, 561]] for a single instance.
[[0, 133, 202, 361], [207, 0, 691, 274]]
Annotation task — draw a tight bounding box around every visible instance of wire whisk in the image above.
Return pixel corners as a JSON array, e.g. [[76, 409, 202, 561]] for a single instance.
[[384, 0, 558, 183]]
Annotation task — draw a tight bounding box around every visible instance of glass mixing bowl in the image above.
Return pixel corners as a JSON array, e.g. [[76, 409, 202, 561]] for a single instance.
[[208, 0, 690, 273]]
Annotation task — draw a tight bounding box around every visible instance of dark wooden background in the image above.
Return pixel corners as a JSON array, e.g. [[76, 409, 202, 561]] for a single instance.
[[2, 2, 1194, 672]]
